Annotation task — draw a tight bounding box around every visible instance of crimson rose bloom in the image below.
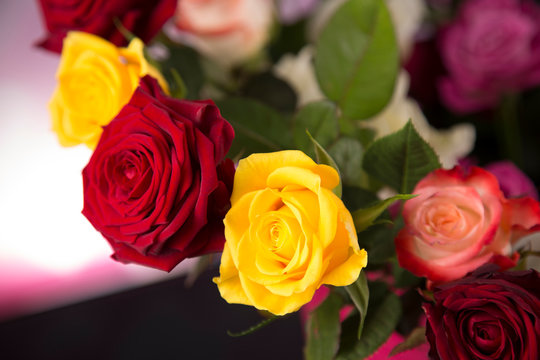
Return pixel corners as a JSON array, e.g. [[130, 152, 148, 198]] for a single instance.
[[37, 0, 177, 53], [82, 75, 235, 271], [424, 266, 540, 360]]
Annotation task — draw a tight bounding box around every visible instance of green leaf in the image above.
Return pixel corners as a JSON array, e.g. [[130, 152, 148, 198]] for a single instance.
[[160, 45, 204, 100], [337, 289, 401, 360], [304, 291, 344, 360], [169, 68, 187, 99], [269, 19, 309, 62], [352, 194, 415, 232], [363, 120, 441, 194], [389, 327, 427, 356], [345, 271, 369, 339], [314, 0, 399, 121], [357, 224, 395, 265], [328, 137, 366, 187], [307, 131, 342, 198], [293, 101, 339, 156], [241, 72, 298, 113], [392, 258, 422, 288], [217, 98, 293, 159], [342, 186, 380, 212]]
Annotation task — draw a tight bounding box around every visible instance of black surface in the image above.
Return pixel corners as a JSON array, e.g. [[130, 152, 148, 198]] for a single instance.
[[0, 269, 304, 360]]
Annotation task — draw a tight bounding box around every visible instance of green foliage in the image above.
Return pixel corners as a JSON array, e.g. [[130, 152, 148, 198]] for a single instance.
[[307, 131, 343, 198], [160, 45, 204, 100], [357, 224, 396, 265], [352, 194, 415, 233], [328, 137, 366, 187], [392, 258, 422, 289], [363, 120, 441, 193], [304, 292, 344, 360], [240, 72, 298, 113], [226, 315, 280, 337], [169, 68, 187, 99], [293, 101, 339, 157], [314, 0, 399, 122], [390, 327, 427, 356], [345, 271, 369, 339], [269, 20, 310, 62], [341, 186, 380, 212], [337, 282, 402, 360], [217, 98, 293, 159]]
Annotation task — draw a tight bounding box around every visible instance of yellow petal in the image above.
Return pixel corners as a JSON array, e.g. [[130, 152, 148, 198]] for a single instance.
[[320, 249, 367, 286], [264, 233, 323, 296], [267, 166, 321, 193], [213, 245, 252, 306], [248, 188, 283, 223], [58, 32, 118, 75], [312, 164, 340, 191], [224, 191, 258, 262], [317, 188, 339, 248], [49, 91, 79, 147], [320, 206, 367, 286], [238, 272, 317, 316], [121, 38, 170, 94], [231, 150, 317, 204]]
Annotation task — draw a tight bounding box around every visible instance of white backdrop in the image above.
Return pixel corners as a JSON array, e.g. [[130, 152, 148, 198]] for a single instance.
[[0, 1, 195, 321]]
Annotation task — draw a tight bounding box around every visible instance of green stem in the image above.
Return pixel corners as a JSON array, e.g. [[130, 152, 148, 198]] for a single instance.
[[496, 94, 523, 167], [227, 315, 281, 337]]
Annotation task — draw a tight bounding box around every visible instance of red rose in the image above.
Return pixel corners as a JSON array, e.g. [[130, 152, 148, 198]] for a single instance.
[[424, 265, 540, 360], [395, 166, 540, 284], [37, 0, 177, 53], [82, 75, 235, 271]]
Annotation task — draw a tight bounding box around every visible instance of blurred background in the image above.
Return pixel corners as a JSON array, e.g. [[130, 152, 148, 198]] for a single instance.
[[0, 3, 302, 359], [0, 0, 194, 322]]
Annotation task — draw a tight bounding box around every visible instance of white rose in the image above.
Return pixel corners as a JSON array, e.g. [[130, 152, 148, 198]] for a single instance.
[[273, 46, 325, 107], [361, 71, 476, 169], [165, 0, 275, 67]]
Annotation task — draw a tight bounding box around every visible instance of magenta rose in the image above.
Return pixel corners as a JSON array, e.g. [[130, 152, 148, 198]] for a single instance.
[[424, 265, 540, 360], [395, 166, 540, 284], [37, 0, 177, 53], [485, 161, 539, 200], [438, 0, 540, 113], [82, 75, 235, 271]]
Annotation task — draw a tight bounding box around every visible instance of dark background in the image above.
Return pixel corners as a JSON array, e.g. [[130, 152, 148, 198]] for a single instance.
[[0, 270, 304, 360]]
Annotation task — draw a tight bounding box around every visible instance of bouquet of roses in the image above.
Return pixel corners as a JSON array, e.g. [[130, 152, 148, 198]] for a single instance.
[[37, 0, 540, 358]]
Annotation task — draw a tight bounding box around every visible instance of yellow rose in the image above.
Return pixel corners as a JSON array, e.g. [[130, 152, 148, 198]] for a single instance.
[[214, 150, 367, 315], [49, 31, 168, 149]]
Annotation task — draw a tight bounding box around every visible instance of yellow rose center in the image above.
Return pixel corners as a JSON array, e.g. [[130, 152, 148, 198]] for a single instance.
[[255, 209, 299, 266]]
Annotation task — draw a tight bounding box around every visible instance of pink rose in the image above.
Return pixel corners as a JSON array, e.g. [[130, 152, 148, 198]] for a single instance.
[[485, 161, 539, 200], [395, 166, 540, 284], [438, 0, 540, 113], [166, 0, 274, 66]]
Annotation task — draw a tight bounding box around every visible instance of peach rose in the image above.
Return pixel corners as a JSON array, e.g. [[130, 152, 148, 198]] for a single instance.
[[395, 166, 540, 284], [167, 0, 274, 66]]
